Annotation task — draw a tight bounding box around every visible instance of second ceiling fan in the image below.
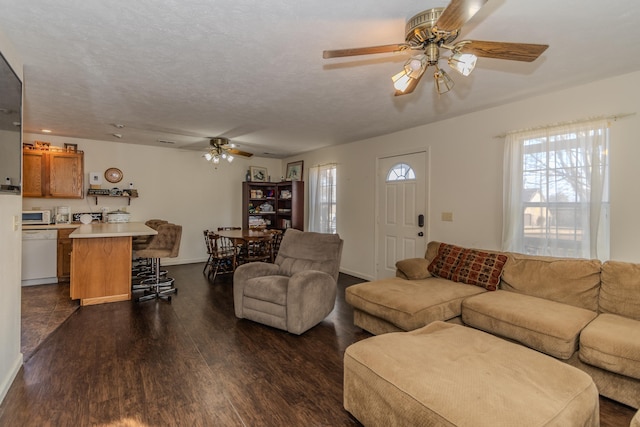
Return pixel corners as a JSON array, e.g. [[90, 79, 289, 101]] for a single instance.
[[204, 137, 253, 164], [323, 0, 549, 95]]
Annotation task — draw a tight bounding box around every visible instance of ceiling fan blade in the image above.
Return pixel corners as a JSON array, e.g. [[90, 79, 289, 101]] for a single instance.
[[436, 0, 488, 32], [227, 148, 253, 158], [458, 40, 549, 62], [323, 43, 409, 59], [394, 71, 426, 97]]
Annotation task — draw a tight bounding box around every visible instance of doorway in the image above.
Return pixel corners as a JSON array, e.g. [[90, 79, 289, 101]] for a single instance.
[[376, 151, 428, 279]]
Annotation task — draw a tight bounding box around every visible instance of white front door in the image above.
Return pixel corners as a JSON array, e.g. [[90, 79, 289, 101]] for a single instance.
[[376, 151, 427, 279]]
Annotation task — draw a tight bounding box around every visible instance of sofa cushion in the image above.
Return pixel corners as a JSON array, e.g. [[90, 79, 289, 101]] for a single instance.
[[395, 258, 431, 280], [500, 253, 601, 311], [427, 243, 508, 291], [462, 290, 598, 359], [346, 277, 486, 331], [600, 261, 640, 321], [580, 313, 640, 380], [244, 275, 289, 305]]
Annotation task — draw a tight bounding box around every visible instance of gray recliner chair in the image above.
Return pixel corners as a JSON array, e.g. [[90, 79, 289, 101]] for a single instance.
[[233, 229, 344, 335]]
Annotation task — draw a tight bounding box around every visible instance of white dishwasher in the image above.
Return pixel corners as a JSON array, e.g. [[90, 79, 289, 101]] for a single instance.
[[22, 229, 58, 286]]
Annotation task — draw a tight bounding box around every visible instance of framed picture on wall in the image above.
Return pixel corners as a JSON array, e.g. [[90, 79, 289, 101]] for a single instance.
[[250, 166, 268, 182], [286, 161, 303, 181]]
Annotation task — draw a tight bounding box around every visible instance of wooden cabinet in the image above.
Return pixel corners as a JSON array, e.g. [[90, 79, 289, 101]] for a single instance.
[[22, 147, 84, 198], [275, 181, 304, 230], [22, 149, 46, 197], [242, 181, 304, 230], [57, 228, 75, 282], [70, 236, 132, 305]]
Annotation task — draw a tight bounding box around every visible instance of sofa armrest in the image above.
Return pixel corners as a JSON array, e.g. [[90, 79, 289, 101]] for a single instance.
[[233, 262, 281, 317], [395, 258, 432, 280], [286, 270, 337, 334]]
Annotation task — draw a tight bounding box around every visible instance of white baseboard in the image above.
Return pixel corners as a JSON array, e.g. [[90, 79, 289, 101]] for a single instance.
[[0, 352, 23, 405], [339, 267, 374, 282]]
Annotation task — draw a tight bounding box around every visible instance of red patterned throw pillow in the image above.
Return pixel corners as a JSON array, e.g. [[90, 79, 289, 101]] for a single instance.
[[427, 243, 508, 291]]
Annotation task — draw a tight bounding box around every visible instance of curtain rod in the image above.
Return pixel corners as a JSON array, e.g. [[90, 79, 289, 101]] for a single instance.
[[310, 162, 339, 168], [494, 112, 636, 139]]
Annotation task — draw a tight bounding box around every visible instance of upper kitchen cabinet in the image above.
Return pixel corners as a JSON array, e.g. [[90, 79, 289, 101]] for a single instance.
[[23, 146, 84, 198]]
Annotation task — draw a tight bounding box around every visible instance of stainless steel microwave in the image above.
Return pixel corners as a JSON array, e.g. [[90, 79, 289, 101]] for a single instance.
[[22, 210, 52, 225]]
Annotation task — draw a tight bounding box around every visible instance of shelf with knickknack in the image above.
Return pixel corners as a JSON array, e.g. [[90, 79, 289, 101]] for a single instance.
[[242, 181, 303, 230], [87, 188, 139, 205]]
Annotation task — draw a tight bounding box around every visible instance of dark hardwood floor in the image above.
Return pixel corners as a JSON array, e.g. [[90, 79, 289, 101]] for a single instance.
[[1, 263, 636, 426]]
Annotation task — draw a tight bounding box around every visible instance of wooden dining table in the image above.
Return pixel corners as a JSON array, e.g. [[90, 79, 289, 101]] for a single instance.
[[216, 228, 275, 268], [216, 228, 273, 242]]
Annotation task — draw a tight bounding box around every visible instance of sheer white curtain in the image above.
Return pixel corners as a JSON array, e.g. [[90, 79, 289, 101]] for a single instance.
[[502, 119, 610, 259], [309, 164, 337, 233]]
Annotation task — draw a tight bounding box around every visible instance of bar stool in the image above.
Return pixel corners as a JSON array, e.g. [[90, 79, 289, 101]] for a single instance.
[[132, 219, 169, 277], [135, 223, 182, 302]]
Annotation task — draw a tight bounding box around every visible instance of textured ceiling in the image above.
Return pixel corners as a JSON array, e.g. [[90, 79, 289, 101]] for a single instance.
[[1, 0, 640, 158]]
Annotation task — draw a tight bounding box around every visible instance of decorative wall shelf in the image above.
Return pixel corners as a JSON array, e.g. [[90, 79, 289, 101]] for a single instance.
[[87, 188, 138, 205]]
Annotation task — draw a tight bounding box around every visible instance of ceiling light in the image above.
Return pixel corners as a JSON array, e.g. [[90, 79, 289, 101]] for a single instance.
[[41, 129, 52, 133], [112, 133, 123, 139], [434, 66, 454, 94], [448, 52, 477, 76], [204, 142, 235, 166], [392, 54, 427, 93]]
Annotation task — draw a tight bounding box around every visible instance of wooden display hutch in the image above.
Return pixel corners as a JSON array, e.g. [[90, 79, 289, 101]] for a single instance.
[[242, 181, 304, 230], [23, 144, 84, 198]]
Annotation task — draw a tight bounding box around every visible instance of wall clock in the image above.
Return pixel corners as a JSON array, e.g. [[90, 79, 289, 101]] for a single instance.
[[104, 167, 123, 183]]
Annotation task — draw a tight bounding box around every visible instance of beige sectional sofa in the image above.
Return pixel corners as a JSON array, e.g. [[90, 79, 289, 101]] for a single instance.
[[346, 241, 640, 410]]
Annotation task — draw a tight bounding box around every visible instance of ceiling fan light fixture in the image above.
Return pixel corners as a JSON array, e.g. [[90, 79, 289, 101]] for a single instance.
[[391, 70, 412, 92], [448, 52, 477, 76], [434, 66, 454, 94], [392, 54, 427, 93]]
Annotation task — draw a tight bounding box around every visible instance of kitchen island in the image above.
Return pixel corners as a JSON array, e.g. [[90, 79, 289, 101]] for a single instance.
[[69, 222, 156, 306]]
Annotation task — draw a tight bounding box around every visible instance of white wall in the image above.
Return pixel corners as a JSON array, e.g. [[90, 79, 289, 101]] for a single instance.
[[289, 70, 640, 280], [22, 134, 283, 265], [0, 28, 23, 404]]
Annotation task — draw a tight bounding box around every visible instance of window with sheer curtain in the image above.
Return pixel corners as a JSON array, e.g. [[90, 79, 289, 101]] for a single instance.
[[309, 164, 337, 234], [502, 119, 610, 260]]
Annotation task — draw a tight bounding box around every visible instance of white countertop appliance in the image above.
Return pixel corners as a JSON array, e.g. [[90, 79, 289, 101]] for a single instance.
[[21, 229, 58, 286], [106, 210, 131, 223], [55, 206, 71, 224], [22, 209, 52, 225]]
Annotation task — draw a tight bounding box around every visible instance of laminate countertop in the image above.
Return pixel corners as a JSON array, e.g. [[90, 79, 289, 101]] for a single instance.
[[23, 223, 80, 230], [69, 222, 157, 238]]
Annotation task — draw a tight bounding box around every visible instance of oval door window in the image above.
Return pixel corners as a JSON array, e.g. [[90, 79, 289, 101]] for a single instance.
[[386, 163, 416, 182]]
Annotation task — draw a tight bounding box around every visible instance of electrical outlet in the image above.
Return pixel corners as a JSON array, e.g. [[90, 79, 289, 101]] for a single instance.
[[441, 212, 453, 222]]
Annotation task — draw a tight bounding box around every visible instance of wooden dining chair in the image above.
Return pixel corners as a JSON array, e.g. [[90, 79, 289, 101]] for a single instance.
[[203, 230, 215, 275], [266, 229, 284, 262], [207, 232, 239, 282], [238, 234, 273, 265]]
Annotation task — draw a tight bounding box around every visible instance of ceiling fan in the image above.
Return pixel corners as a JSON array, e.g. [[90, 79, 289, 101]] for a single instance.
[[322, 0, 549, 96], [204, 137, 253, 164]]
